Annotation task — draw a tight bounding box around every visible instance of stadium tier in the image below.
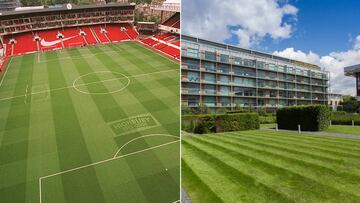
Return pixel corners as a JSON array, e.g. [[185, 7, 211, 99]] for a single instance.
[[162, 13, 180, 29], [0, 3, 142, 57], [141, 33, 180, 59]]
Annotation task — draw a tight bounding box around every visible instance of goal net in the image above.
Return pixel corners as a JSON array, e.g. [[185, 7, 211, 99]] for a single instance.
[[41, 46, 58, 52]]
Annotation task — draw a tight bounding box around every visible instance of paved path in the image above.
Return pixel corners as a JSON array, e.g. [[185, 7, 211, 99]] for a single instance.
[[262, 128, 360, 140]]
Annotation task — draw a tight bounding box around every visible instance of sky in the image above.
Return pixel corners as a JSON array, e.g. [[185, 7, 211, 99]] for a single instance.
[[182, 0, 360, 95]]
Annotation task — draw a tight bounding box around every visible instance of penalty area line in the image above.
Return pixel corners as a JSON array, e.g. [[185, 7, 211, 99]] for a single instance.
[[38, 140, 179, 203]]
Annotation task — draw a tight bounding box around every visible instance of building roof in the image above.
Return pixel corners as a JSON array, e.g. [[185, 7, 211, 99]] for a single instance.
[[0, 3, 134, 19], [182, 35, 322, 71], [344, 64, 360, 77]]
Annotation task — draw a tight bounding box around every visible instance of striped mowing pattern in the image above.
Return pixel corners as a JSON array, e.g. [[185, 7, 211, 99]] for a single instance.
[[182, 130, 360, 202], [0, 42, 180, 202]]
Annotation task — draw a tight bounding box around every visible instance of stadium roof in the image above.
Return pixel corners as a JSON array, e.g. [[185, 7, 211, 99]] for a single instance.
[[344, 64, 360, 77], [182, 35, 322, 71], [0, 3, 134, 19]]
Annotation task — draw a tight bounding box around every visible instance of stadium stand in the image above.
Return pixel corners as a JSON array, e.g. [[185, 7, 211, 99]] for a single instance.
[[105, 24, 130, 42], [92, 25, 110, 44], [80, 27, 98, 45], [0, 3, 177, 61], [140, 33, 180, 59], [162, 13, 180, 29], [37, 29, 63, 51], [61, 27, 86, 48]]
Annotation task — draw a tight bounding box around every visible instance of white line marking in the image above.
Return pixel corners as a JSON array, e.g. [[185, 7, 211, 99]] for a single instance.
[[0, 69, 177, 102], [72, 71, 130, 95], [113, 134, 179, 158], [24, 84, 29, 104], [0, 57, 13, 88], [38, 140, 179, 203]]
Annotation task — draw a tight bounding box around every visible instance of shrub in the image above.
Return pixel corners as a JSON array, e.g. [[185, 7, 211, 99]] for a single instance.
[[259, 116, 276, 124], [182, 113, 259, 134], [330, 112, 360, 125], [276, 105, 330, 131]]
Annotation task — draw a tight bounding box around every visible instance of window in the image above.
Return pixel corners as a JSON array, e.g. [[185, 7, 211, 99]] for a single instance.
[[187, 71, 200, 82], [243, 59, 255, 67], [204, 84, 216, 94], [220, 97, 231, 106], [187, 59, 199, 70], [268, 64, 277, 71], [234, 57, 243, 65], [188, 83, 200, 94], [270, 90, 277, 98], [278, 66, 285, 73], [220, 86, 230, 95], [203, 96, 216, 107], [204, 73, 216, 83], [219, 64, 230, 73], [256, 62, 265, 69], [234, 77, 255, 87], [233, 66, 255, 77], [220, 54, 229, 63], [204, 62, 215, 72], [219, 75, 230, 84], [188, 96, 199, 107], [187, 48, 199, 58], [205, 51, 216, 61]]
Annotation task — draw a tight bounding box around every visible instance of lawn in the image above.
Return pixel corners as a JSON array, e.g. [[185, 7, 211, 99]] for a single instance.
[[326, 125, 360, 135], [260, 123, 276, 129], [0, 42, 180, 202], [182, 130, 360, 202]]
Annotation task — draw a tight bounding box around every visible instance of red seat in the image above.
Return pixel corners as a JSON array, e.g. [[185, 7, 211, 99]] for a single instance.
[[37, 29, 63, 51], [62, 27, 85, 48]]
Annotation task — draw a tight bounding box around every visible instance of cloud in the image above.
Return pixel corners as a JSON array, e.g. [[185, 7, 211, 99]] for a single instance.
[[273, 37, 360, 95], [354, 35, 360, 50], [182, 0, 298, 48]]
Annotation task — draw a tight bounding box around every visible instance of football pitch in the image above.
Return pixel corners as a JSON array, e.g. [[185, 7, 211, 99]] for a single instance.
[[0, 42, 180, 202]]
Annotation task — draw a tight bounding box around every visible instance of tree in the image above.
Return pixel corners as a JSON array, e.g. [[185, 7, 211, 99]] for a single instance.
[[339, 95, 360, 113]]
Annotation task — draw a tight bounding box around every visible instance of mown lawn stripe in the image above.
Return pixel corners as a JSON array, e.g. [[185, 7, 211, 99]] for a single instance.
[[0, 54, 34, 202], [45, 51, 105, 202], [230, 131, 360, 158], [256, 130, 360, 152], [198, 134, 360, 198], [86, 45, 179, 201], [185, 136, 359, 202], [181, 159, 223, 203], [226, 132, 360, 166], [183, 139, 294, 203], [257, 130, 360, 147]]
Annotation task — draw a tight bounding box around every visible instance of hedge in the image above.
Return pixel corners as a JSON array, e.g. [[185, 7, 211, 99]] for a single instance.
[[330, 112, 360, 125], [276, 105, 330, 131], [259, 116, 276, 124], [182, 113, 260, 134]]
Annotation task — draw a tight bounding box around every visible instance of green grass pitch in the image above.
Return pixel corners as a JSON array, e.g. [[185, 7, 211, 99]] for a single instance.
[[182, 130, 360, 202], [0, 42, 180, 202]]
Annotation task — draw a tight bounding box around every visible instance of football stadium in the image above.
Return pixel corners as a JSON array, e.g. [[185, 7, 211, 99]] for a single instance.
[[0, 1, 180, 202]]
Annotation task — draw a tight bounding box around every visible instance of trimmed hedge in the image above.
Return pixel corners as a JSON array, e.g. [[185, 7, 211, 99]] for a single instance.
[[276, 105, 330, 131], [259, 116, 276, 124], [182, 113, 260, 134], [330, 112, 360, 125]]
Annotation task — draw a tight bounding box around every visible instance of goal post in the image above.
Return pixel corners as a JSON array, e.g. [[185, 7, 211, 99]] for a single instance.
[[41, 46, 58, 52]]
